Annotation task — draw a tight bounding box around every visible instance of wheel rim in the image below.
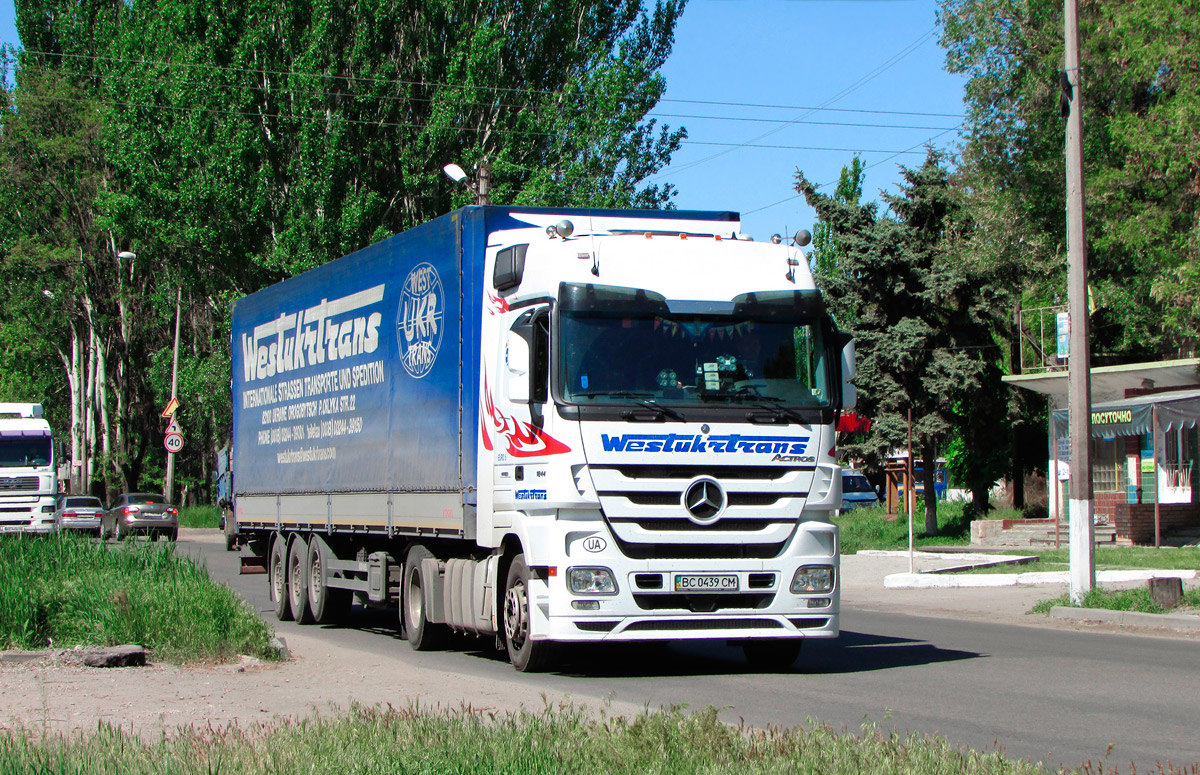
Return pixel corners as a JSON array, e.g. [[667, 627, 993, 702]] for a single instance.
[[289, 551, 303, 606], [310, 552, 323, 609], [272, 551, 286, 602], [407, 569, 423, 628], [504, 579, 529, 651]]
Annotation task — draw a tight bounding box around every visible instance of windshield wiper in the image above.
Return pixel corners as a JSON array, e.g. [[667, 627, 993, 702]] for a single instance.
[[702, 387, 806, 423], [632, 400, 686, 422]]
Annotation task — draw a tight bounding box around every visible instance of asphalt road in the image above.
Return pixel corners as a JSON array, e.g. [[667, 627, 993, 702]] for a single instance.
[[179, 533, 1200, 771]]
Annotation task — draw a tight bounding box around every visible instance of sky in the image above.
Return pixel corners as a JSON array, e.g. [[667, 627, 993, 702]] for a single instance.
[[0, 0, 967, 242]]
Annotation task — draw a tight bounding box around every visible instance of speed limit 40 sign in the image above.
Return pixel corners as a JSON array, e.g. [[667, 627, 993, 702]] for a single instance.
[[164, 433, 184, 453]]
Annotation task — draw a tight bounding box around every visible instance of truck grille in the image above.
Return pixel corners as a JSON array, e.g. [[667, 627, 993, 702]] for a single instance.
[[589, 464, 810, 557], [0, 477, 38, 492]]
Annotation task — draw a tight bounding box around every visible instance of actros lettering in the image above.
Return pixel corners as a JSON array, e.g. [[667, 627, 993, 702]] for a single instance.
[[241, 285, 385, 382], [600, 433, 810, 456]]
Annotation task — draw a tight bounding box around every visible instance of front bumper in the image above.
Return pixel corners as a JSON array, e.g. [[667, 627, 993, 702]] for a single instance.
[[528, 519, 840, 643]]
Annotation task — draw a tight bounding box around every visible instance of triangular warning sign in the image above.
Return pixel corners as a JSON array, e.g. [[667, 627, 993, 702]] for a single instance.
[[161, 397, 180, 418], [166, 418, 182, 435]]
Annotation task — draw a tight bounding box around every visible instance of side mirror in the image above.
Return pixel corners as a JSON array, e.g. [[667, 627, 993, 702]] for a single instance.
[[506, 333, 530, 402], [838, 332, 856, 411]]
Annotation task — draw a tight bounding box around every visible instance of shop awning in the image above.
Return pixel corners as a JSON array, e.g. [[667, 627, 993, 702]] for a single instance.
[[1052, 388, 1200, 439]]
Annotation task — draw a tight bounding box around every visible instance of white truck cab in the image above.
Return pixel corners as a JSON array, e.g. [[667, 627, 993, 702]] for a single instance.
[[0, 403, 59, 534]]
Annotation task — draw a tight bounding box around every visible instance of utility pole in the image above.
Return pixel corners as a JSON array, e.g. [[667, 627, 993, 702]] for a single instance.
[[1063, 0, 1095, 603], [164, 286, 182, 503], [476, 158, 491, 206]]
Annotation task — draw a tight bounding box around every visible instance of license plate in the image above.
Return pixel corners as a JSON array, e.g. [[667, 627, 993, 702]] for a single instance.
[[0, 524, 26, 533], [674, 573, 739, 592]]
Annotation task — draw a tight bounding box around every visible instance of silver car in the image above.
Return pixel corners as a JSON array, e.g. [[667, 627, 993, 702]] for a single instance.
[[102, 492, 179, 541], [53, 495, 104, 535]]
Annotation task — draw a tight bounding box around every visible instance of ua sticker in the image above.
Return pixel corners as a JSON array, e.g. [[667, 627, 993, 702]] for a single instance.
[[397, 262, 443, 378]]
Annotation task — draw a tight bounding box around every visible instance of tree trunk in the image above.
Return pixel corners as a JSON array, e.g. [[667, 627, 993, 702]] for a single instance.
[[58, 333, 81, 495], [922, 443, 938, 536]]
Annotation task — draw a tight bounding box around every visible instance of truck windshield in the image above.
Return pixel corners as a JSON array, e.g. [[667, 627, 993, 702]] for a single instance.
[[0, 437, 52, 468], [557, 283, 834, 409]]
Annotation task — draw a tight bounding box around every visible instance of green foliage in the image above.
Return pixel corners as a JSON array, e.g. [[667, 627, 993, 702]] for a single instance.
[[177, 505, 220, 529], [0, 533, 277, 662], [2, 0, 689, 499], [798, 149, 1010, 533], [0, 702, 1064, 774], [939, 0, 1200, 357]]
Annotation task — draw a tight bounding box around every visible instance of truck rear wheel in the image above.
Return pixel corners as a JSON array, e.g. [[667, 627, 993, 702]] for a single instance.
[[269, 536, 293, 622], [403, 545, 449, 650], [287, 535, 314, 624], [740, 639, 802, 671], [307, 535, 348, 624], [503, 554, 556, 672]]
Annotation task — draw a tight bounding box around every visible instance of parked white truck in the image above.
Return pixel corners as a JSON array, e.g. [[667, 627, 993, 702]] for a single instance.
[[0, 403, 59, 534], [231, 206, 855, 671]]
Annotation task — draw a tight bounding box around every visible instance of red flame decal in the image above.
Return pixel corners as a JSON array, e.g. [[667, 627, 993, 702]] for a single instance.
[[487, 291, 510, 316], [481, 372, 570, 457]]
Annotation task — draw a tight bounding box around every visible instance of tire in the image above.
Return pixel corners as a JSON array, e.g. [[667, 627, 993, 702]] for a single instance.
[[225, 532, 237, 552], [114, 519, 128, 542], [166, 528, 178, 542], [307, 536, 349, 624], [740, 639, 803, 671], [503, 553, 556, 672], [269, 535, 293, 622], [287, 535, 314, 624], [403, 545, 449, 651]]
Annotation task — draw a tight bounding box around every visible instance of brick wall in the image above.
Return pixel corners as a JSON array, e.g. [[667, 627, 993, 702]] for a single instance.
[[1113, 503, 1200, 545]]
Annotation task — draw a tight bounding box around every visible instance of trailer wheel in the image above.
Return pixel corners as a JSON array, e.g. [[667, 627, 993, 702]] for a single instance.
[[740, 639, 803, 671], [403, 545, 449, 651], [503, 554, 556, 672], [307, 535, 349, 624], [269, 536, 293, 622], [287, 535, 314, 624]]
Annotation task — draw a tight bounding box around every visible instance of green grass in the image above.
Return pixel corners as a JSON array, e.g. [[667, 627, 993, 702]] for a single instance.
[[837, 501, 1012, 555], [0, 703, 1096, 775], [178, 504, 221, 529], [1030, 586, 1200, 615], [1030, 546, 1200, 571], [0, 532, 278, 663]]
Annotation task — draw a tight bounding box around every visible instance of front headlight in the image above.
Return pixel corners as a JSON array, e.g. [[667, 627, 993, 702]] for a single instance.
[[567, 567, 618, 595], [791, 565, 835, 594]]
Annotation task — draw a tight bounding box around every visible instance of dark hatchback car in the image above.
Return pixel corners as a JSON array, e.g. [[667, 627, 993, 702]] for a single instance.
[[102, 493, 179, 541], [53, 495, 105, 535]]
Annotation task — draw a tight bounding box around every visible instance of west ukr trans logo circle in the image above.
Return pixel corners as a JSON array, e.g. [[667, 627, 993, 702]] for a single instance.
[[397, 263, 443, 378]]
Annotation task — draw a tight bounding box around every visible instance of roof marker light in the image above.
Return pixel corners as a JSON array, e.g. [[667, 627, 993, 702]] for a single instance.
[[679, 233, 687, 240]]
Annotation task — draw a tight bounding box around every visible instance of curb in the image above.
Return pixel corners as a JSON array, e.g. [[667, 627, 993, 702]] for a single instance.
[[1050, 606, 1200, 632], [883, 569, 1197, 589]]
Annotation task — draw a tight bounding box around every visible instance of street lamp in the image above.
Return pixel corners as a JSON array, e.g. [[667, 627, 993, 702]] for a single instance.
[[442, 160, 491, 205]]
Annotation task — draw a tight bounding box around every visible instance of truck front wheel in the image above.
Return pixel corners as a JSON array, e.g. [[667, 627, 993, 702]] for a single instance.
[[503, 554, 556, 672], [269, 536, 293, 622]]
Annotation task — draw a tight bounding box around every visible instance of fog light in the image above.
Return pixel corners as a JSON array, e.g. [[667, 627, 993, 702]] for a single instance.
[[791, 565, 835, 594], [41, 505, 55, 513], [572, 600, 600, 610], [807, 598, 831, 608], [567, 567, 617, 595]]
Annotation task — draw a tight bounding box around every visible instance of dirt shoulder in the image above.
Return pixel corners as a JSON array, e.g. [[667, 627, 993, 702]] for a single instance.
[[0, 628, 642, 738]]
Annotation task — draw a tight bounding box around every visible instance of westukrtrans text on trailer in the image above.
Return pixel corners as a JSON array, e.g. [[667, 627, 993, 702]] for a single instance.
[[229, 206, 855, 672]]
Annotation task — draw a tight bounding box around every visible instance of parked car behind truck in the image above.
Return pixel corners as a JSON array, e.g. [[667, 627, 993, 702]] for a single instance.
[[53, 495, 104, 535], [230, 206, 856, 672], [102, 493, 179, 541]]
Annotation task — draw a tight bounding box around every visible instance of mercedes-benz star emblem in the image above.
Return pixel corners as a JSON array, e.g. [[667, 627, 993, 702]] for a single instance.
[[682, 478, 726, 523]]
